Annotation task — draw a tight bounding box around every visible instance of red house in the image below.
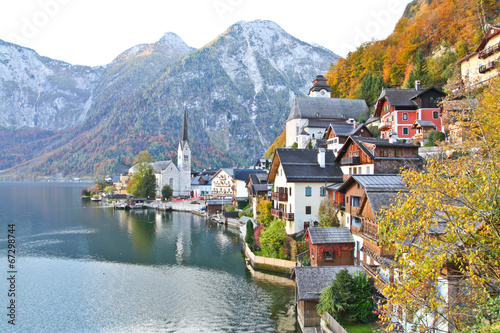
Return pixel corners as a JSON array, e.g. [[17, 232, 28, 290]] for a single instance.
[[374, 82, 446, 143], [305, 227, 355, 267]]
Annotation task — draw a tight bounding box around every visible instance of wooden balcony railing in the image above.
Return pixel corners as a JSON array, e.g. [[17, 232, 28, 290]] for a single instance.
[[362, 237, 395, 257], [271, 192, 288, 202], [271, 209, 282, 219], [479, 60, 498, 74], [361, 262, 388, 293], [341, 156, 361, 165], [283, 212, 295, 221], [478, 41, 500, 59]]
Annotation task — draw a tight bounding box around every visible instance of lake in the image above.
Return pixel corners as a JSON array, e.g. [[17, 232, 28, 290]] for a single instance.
[[0, 182, 297, 332]]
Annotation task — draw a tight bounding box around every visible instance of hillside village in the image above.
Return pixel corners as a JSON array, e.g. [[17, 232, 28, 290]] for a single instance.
[[85, 23, 500, 333]]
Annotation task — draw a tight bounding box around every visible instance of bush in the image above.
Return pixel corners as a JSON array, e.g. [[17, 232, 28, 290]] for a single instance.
[[223, 204, 236, 212], [259, 219, 287, 259], [427, 130, 446, 146], [161, 184, 173, 200], [245, 221, 255, 248]]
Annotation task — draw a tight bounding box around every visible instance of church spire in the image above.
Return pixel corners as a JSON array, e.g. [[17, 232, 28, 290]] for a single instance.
[[181, 104, 188, 143]]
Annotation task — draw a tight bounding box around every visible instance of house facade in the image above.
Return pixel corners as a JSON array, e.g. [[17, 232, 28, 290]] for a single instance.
[[210, 168, 234, 197], [247, 173, 272, 218], [456, 25, 500, 89], [374, 83, 446, 142], [324, 122, 372, 155], [268, 148, 343, 235], [335, 136, 421, 178]]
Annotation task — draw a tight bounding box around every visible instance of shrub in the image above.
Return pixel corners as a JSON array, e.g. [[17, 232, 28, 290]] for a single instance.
[[245, 221, 255, 248]]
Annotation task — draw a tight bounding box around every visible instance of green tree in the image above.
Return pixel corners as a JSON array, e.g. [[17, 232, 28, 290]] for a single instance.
[[378, 78, 500, 331], [161, 184, 173, 200], [317, 269, 376, 324], [223, 204, 236, 212], [355, 73, 385, 108], [129, 151, 156, 198], [104, 186, 115, 197], [290, 142, 298, 149], [245, 221, 255, 248], [318, 198, 340, 227], [306, 139, 313, 149], [259, 219, 287, 259], [404, 49, 429, 88]]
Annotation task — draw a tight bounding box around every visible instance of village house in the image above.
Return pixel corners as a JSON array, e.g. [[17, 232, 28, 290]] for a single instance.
[[455, 25, 500, 91], [190, 174, 212, 198], [374, 82, 446, 143], [323, 121, 373, 156], [293, 266, 363, 331], [246, 173, 271, 218], [305, 227, 355, 267], [232, 169, 267, 202], [440, 99, 479, 145], [268, 148, 344, 235], [112, 174, 130, 195], [410, 120, 437, 146], [210, 168, 234, 197], [286, 75, 369, 148], [335, 175, 405, 293], [335, 136, 421, 179]]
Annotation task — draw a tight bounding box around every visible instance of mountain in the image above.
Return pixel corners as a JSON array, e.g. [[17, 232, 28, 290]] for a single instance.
[[326, 0, 500, 102], [0, 20, 339, 178]]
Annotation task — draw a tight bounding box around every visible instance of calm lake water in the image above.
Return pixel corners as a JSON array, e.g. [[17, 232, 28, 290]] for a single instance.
[[0, 182, 297, 332]]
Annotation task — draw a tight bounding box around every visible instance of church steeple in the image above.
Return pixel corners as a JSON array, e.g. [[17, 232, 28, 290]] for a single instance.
[[181, 107, 188, 143]]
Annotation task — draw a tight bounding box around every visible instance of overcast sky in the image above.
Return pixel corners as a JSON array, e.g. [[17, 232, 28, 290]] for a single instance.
[[0, 0, 411, 67]]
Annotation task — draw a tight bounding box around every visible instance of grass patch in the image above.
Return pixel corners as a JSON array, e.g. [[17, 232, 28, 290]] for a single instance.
[[342, 323, 374, 333]]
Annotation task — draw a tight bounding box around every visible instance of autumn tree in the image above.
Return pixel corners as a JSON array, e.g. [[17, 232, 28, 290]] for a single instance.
[[256, 196, 273, 226], [378, 78, 500, 331], [318, 198, 340, 227]]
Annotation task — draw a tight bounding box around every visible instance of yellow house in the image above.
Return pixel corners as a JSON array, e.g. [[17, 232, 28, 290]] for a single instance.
[[113, 174, 130, 195], [456, 25, 500, 89]]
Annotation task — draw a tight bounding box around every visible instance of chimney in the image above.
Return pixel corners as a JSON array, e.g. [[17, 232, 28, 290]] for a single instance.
[[415, 80, 421, 91], [317, 148, 326, 168]]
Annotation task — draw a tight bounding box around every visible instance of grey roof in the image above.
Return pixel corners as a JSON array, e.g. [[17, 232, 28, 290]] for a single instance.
[[275, 148, 344, 183], [328, 122, 368, 137], [206, 199, 233, 205], [365, 191, 401, 217], [191, 175, 212, 185], [287, 97, 368, 122], [337, 174, 405, 194], [233, 169, 267, 182], [294, 266, 363, 301], [413, 120, 437, 128], [304, 119, 334, 129], [307, 227, 354, 244], [379, 89, 420, 109], [151, 161, 174, 173]]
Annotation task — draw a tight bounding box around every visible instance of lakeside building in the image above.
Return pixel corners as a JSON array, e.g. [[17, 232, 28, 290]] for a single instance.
[[268, 148, 343, 235]]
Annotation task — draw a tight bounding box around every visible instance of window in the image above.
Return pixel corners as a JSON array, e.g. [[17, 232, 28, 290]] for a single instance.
[[403, 127, 409, 135], [289, 187, 292, 196], [305, 187, 311, 196], [365, 166, 370, 174], [346, 196, 349, 204], [430, 97, 434, 103], [320, 187, 325, 196], [325, 251, 334, 260], [305, 206, 311, 214], [433, 111, 439, 119], [169, 178, 174, 188], [380, 149, 388, 157], [402, 113, 408, 121], [395, 149, 402, 157], [392, 115, 394, 121], [351, 196, 361, 207]]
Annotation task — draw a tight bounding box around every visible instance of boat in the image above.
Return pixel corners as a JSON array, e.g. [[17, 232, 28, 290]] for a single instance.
[[90, 196, 102, 201]]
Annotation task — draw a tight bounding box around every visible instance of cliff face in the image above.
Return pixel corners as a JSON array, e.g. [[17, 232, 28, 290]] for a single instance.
[[0, 20, 339, 177]]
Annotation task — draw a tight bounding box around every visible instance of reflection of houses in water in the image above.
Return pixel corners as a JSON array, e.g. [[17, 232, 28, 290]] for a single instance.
[[170, 213, 192, 264]]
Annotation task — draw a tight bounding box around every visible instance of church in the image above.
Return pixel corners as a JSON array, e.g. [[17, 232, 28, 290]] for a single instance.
[[151, 109, 192, 198]]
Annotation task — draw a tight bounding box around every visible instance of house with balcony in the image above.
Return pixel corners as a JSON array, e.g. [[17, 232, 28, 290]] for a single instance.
[[210, 168, 234, 197], [336, 174, 406, 293], [323, 121, 372, 155], [286, 75, 369, 148], [455, 25, 500, 92], [247, 173, 272, 218], [411, 120, 437, 146], [305, 227, 355, 267], [374, 82, 446, 142], [268, 148, 344, 235], [335, 136, 421, 179]]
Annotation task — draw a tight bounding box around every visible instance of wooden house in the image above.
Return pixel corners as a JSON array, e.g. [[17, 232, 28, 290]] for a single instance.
[[335, 136, 421, 179], [293, 266, 363, 331], [305, 227, 355, 266], [336, 174, 406, 292], [411, 120, 437, 145]]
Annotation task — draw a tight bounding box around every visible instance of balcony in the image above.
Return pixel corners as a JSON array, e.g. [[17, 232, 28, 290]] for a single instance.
[[271, 209, 282, 219], [282, 212, 294, 221], [362, 237, 395, 257], [378, 121, 392, 131], [271, 192, 288, 202], [361, 262, 388, 293], [341, 156, 361, 165], [479, 60, 498, 74], [478, 41, 500, 59]]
